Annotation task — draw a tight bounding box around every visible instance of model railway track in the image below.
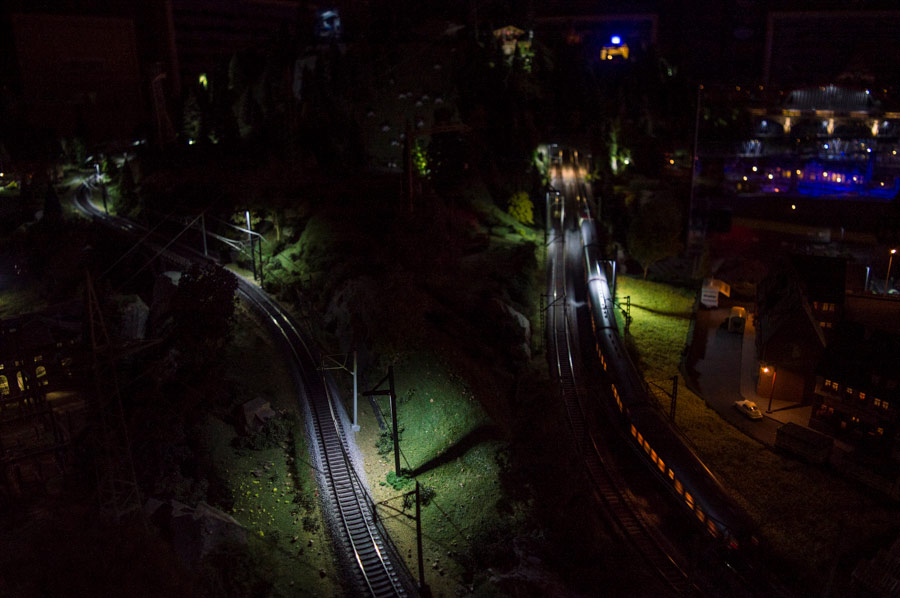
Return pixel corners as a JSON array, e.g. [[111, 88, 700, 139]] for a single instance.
[[72, 181, 412, 597], [546, 184, 694, 596]]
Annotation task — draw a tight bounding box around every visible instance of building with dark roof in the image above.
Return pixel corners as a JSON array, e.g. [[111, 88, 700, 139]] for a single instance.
[[812, 327, 900, 463], [755, 255, 831, 404]]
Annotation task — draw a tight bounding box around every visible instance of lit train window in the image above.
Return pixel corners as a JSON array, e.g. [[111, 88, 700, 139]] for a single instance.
[[616, 396, 623, 412], [636, 432, 643, 445], [649, 449, 657, 463], [668, 468, 674, 480], [674, 479, 683, 495], [643, 440, 651, 455], [696, 508, 705, 523], [630, 424, 637, 438], [685, 492, 694, 509], [708, 520, 718, 537], [657, 458, 665, 473]]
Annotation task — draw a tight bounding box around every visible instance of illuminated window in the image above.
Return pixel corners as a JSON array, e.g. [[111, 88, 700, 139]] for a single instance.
[[859, 392, 866, 400], [650, 449, 657, 463], [825, 379, 831, 388], [637, 432, 643, 445], [0, 375, 8, 396], [708, 520, 718, 537], [847, 387, 853, 395], [674, 479, 683, 495], [16, 371, 25, 392], [877, 427, 884, 436], [874, 398, 882, 407], [668, 468, 674, 480], [696, 507, 705, 522], [631, 425, 637, 438], [882, 401, 890, 410], [643, 440, 651, 455], [685, 492, 694, 509]]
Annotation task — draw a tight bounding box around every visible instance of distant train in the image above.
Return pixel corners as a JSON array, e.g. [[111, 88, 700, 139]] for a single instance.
[[576, 200, 759, 559]]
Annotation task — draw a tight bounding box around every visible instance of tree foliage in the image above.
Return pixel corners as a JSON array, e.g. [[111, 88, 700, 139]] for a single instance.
[[170, 263, 239, 372], [627, 197, 684, 279], [507, 191, 534, 225]]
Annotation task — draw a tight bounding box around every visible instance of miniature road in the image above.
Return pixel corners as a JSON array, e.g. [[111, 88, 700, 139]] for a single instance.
[[685, 304, 812, 447]]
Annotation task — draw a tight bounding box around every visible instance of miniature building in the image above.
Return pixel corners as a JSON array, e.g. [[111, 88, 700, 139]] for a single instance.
[[726, 84, 900, 200], [811, 327, 899, 462], [755, 256, 830, 404]]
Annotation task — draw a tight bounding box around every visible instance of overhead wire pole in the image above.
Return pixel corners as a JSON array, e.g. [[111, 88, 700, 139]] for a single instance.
[[85, 271, 144, 524], [320, 351, 360, 432], [363, 366, 400, 476], [374, 480, 431, 595]]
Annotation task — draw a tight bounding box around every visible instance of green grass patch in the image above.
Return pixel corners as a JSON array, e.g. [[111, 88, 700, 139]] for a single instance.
[[196, 305, 340, 596]]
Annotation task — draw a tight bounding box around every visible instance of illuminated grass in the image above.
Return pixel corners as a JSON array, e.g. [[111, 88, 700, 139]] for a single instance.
[[615, 275, 899, 589], [198, 305, 340, 595], [358, 349, 508, 588]]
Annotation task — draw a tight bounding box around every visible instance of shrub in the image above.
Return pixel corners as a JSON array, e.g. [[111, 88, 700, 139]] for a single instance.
[[507, 191, 534, 226]]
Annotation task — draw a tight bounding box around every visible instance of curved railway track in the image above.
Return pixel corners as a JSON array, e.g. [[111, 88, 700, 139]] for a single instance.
[[546, 174, 697, 596], [72, 179, 414, 597]]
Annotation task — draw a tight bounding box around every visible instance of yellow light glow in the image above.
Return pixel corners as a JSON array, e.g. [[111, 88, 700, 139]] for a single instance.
[[669, 159, 675, 165], [742, 176, 748, 181], [795, 169, 801, 175], [767, 174, 774, 180], [762, 367, 770, 374], [752, 166, 758, 172], [791, 204, 796, 210], [198, 73, 208, 89]]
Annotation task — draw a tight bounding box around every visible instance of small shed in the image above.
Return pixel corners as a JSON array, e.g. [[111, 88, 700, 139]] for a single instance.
[[701, 278, 731, 308]]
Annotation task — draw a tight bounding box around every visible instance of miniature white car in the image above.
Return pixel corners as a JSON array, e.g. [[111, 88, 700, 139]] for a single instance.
[[733, 399, 763, 420]]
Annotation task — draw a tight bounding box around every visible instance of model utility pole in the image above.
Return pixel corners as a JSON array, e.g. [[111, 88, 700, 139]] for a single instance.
[[363, 366, 400, 476]]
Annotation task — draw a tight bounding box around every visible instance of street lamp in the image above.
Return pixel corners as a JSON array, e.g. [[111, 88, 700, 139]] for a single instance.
[[762, 365, 777, 413], [885, 249, 897, 296]]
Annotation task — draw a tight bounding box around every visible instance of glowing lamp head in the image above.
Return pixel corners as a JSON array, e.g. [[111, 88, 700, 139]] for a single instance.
[[611, 35, 621, 45], [892, 249, 897, 255], [762, 367, 770, 374]]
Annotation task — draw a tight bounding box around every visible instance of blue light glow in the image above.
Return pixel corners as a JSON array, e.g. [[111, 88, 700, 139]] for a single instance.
[[611, 35, 621, 45]]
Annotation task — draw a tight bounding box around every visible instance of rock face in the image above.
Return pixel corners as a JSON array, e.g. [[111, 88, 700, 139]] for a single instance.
[[145, 498, 247, 566], [237, 398, 277, 435], [488, 536, 574, 597], [492, 299, 531, 359]]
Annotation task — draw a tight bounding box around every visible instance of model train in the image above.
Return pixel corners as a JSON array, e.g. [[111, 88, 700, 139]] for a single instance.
[[577, 204, 758, 557]]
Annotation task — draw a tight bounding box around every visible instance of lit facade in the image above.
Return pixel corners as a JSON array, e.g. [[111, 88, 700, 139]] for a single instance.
[[725, 85, 900, 200]]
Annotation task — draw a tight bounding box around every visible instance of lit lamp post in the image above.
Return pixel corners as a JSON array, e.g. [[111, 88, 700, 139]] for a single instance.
[[762, 366, 777, 413], [885, 249, 897, 296]]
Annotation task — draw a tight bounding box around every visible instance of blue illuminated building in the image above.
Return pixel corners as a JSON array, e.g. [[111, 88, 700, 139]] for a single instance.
[[725, 85, 900, 201]]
